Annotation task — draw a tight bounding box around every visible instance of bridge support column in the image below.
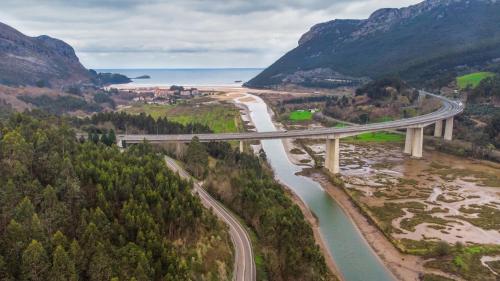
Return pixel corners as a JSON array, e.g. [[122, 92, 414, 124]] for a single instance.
[[325, 138, 340, 174], [411, 127, 423, 158], [404, 128, 423, 158], [239, 141, 244, 153], [434, 120, 443, 138], [117, 138, 123, 148], [404, 128, 414, 155], [444, 117, 454, 141], [175, 143, 183, 158]]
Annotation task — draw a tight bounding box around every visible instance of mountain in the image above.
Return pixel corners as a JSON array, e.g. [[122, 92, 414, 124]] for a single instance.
[[246, 0, 500, 88], [0, 22, 91, 87]]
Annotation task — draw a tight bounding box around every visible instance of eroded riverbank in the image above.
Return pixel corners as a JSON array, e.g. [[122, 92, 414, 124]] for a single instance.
[[282, 121, 500, 280]]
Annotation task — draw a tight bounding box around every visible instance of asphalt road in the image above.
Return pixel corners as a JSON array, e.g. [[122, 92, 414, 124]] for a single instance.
[[164, 156, 256, 281], [121, 91, 463, 143]]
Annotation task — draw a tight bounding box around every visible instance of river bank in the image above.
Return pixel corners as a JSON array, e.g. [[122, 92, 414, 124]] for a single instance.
[[278, 114, 500, 280], [215, 90, 345, 280], [277, 115, 422, 280], [216, 88, 395, 281], [217, 87, 432, 280]]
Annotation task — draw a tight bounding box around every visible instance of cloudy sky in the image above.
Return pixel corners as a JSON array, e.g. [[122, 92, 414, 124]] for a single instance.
[[0, 0, 421, 69]]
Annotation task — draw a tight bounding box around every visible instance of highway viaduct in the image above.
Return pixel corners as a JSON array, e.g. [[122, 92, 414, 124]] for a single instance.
[[118, 92, 464, 175]]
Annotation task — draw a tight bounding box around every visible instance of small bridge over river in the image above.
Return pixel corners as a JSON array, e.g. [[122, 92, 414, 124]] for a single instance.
[[118, 91, 464, 174]]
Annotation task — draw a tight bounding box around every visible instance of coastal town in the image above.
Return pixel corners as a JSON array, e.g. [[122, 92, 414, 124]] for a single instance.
[[126, 85, 215, 104]]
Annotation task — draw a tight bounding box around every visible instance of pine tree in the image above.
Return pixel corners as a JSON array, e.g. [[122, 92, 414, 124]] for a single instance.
[[13, 197, 35, 224], [108, 129, 116, 146], [0, 255, 13, 281], [51, 231, 69, 250], [69, 240, 83, 276], [88, 243, 112, 281], [185, 136, 208, 179], [50, 245, 77, 281], [100, 134, 109, 146], [21, 240, 49, 281]]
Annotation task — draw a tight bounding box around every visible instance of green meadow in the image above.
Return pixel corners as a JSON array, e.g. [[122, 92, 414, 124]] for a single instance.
[[122, 103, 241, 133], [345, 132, 404, 143], [457, 72, 495, 89], [289, 110, 313, 121]]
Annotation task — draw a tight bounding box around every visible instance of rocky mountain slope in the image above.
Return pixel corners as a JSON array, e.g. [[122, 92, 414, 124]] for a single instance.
[[0, 22, 91, 87], [246, 0, 500, 88]]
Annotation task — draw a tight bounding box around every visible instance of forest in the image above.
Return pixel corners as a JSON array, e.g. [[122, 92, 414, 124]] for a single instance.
[[0, 112, 232, 281], [459, 74, 500, 150], [195, 141, 336, 281], [73, 111, 211, 135]]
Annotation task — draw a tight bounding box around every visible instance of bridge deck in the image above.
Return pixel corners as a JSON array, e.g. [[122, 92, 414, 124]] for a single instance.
[[119, 91, 463, 143]]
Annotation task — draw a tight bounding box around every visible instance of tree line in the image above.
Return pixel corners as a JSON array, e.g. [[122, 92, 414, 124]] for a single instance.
[[72, 111, 211, 135], [0, 112, 231, 281], [187, 140, 336, 281]]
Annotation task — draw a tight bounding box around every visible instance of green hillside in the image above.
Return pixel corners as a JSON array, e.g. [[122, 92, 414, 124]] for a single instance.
[[246, 0, 500, 88], [457, 72, 496, 89]]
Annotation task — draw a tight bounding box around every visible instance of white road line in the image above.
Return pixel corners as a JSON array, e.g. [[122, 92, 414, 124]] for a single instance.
[[165, 157, 256, 281]]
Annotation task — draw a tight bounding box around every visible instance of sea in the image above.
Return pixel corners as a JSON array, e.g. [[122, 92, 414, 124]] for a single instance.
[[96, 68, 264, 87]]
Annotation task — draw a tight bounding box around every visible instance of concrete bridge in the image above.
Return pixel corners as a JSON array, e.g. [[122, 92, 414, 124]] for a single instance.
[[118, 91, 464, 174]]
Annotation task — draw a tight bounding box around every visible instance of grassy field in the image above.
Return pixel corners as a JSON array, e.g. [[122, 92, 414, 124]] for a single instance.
[[289, 110, 313, 121], [121, 104, 173, 119], [457, 72, 495, 89], [332, 123, 403, 142], [346, 132, 405, 143], [122, 103, 242, 133]]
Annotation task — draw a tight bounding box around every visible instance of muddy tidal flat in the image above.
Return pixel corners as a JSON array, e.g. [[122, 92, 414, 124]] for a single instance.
[[294, 139, 500, 247]]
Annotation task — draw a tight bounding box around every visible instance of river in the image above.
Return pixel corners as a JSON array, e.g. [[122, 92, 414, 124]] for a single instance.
[[235, 94, 395, 281]]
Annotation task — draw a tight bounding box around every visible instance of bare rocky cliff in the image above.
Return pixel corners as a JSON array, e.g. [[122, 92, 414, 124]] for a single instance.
[[0, 22, 91, 87]]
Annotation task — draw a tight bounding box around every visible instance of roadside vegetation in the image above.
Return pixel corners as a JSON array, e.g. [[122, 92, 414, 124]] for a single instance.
[[182, 140, 336, 281], [0, 112, 233, 280]]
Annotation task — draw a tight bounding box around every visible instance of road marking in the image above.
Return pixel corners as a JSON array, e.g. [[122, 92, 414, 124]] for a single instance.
[[165, 157, 256, 281]]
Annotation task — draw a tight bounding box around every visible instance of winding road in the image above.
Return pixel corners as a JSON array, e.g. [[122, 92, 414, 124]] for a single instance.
[[120, 91, 463, 143], [164, 156, 256, 281]]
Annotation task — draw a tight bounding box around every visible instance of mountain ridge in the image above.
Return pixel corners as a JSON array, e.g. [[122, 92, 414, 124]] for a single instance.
[[0, 22, 91, 87], [246, 0, 500, 89]]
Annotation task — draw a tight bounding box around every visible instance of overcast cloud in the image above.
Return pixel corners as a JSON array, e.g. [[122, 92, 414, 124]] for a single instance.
[[0, 0, 421, 69]]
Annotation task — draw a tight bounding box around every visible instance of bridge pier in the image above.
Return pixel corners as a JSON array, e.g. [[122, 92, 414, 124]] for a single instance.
[[117, 138, 124, 148], [325, 137, 340, 174], [176, 143, 183, 158], [444, 117, 454, 141], [404, 127, 423, 158], [411, 127, 423, 158], [434, 120, 443, 137], [404, 128, 414, 155], [239, 141, 244, 153]]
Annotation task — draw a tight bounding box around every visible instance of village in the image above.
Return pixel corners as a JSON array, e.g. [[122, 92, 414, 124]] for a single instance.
[[127, 85, 215, 105]]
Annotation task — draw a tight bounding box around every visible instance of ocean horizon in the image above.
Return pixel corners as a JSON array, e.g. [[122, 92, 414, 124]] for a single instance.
[[97, 68, 264, 87]]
